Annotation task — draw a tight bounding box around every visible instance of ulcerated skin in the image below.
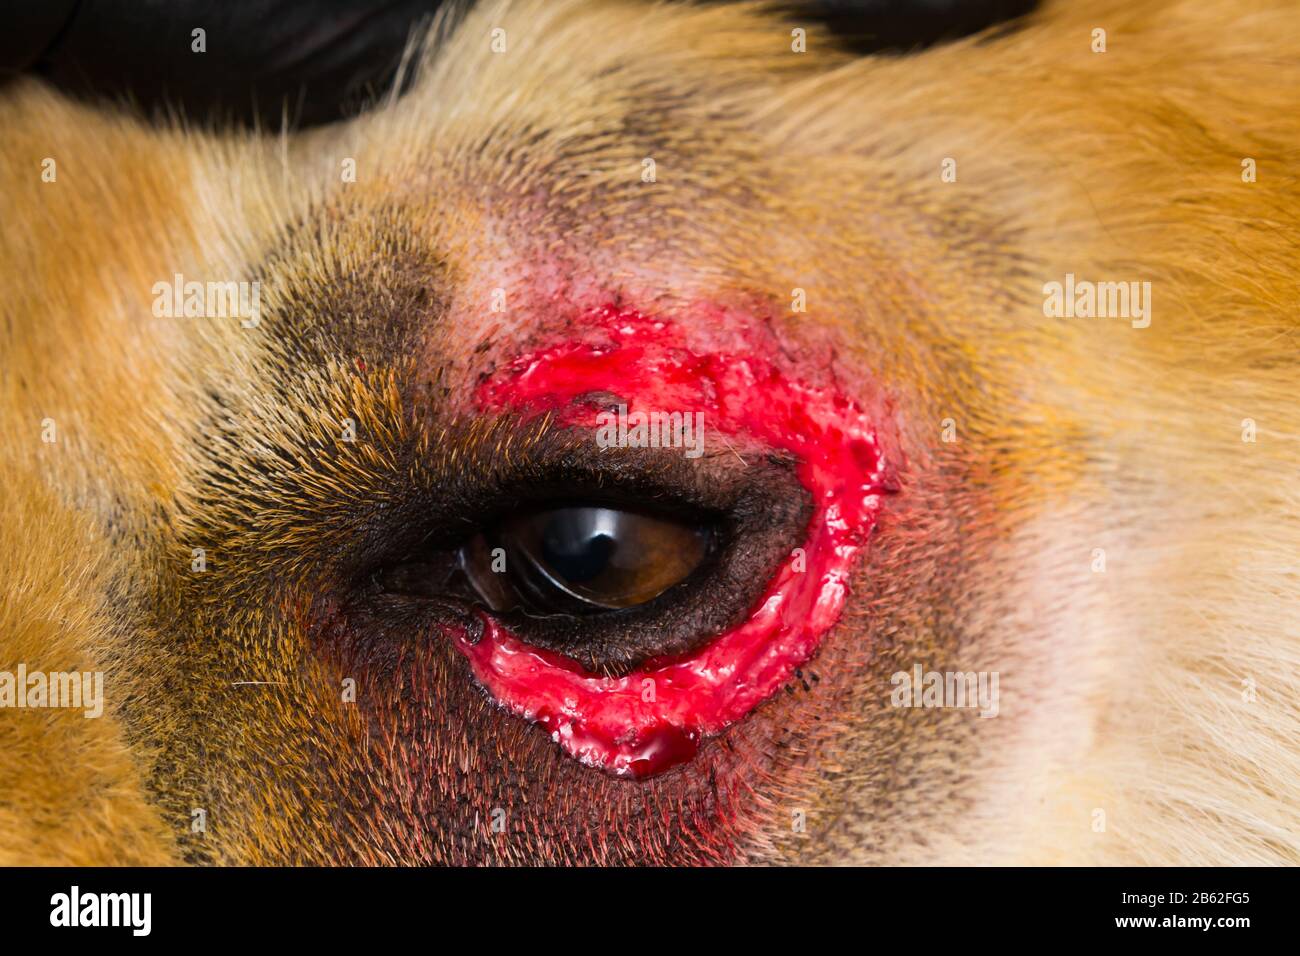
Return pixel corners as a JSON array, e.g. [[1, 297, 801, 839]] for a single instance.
[[1, 0, 1298, 864]]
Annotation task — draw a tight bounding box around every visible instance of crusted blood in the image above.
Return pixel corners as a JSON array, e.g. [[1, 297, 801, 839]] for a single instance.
[[455, 305, 887, 777]]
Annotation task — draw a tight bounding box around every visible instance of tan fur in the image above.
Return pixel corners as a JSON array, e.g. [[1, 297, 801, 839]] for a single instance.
[[1, 0, 1297, 864]]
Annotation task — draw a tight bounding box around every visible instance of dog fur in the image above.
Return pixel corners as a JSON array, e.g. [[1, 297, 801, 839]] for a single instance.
[[1, 0, 1297, 864]]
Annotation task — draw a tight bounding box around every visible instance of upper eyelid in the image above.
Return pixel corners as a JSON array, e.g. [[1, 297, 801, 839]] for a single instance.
[[343, 415, 747, 577], [380, 459, 731, 565], [412, 413, 747, 515]]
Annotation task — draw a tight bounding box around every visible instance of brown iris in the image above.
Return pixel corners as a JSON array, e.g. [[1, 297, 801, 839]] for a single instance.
[[461, 506, 710, 615]]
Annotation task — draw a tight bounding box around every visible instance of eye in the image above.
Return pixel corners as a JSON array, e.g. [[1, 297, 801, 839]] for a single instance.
[[359, 434, 813, 675], [461, 506, 712, 615]]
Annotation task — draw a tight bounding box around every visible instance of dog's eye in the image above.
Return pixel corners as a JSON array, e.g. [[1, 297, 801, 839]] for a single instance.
[[460, 506, 712, 615], [369, 493, 738, 671], [362, 435, 811, 674]]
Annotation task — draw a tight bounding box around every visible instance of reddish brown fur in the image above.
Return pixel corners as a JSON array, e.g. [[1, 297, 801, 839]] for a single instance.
[[2, 0, 1298, 864]]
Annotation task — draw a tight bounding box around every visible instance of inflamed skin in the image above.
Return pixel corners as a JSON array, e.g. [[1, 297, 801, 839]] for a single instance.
[[460, 306, 891, 776]]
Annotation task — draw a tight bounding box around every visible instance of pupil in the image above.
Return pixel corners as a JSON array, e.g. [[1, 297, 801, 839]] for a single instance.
[[540, 510, 618, 584]]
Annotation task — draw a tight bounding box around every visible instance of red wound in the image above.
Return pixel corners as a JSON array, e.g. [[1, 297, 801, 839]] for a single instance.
[[455, 306, 887, 777]]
